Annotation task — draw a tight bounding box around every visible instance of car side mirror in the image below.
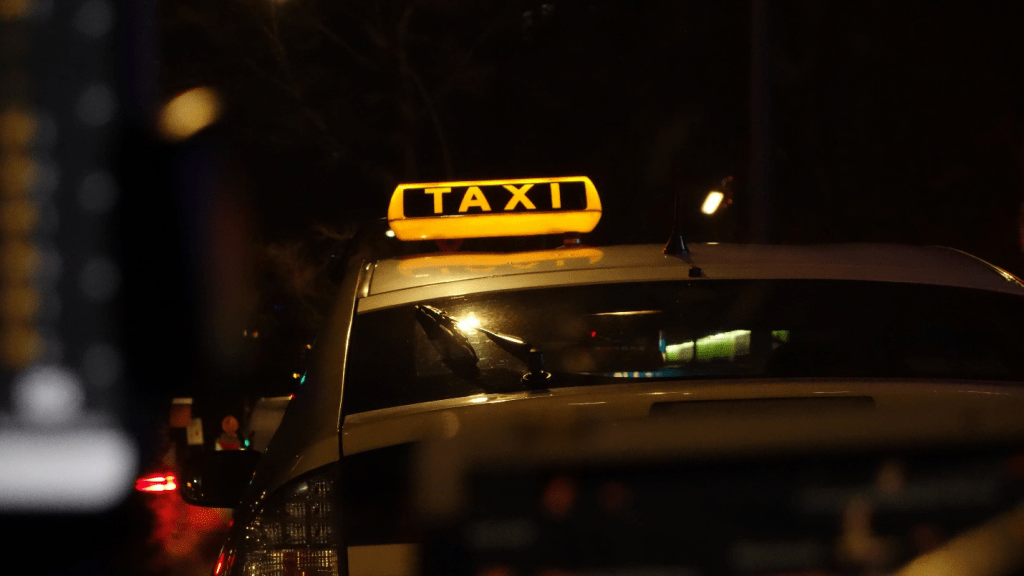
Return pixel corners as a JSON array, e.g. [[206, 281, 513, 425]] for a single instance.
[[180, 450, 261, 508]]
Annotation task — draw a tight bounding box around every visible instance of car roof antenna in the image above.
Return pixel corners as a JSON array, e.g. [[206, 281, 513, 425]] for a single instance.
[[662, 191, 691, 260]]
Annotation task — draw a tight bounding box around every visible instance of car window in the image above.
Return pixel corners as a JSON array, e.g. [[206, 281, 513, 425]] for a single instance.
[[342, 280, 1024, 415]]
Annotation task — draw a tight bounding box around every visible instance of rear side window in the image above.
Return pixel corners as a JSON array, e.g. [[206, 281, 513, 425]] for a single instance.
[[342, 280, 1024, 415]]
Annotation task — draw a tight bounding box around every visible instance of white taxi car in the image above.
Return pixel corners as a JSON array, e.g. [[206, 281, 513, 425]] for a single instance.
[[182, 177, 1024, 576]]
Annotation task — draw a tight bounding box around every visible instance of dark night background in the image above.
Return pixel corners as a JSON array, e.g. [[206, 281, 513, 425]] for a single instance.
[[11, 1, 1024, 574], [152, 0, 1024, 250], [139, 0, 1024, 402]]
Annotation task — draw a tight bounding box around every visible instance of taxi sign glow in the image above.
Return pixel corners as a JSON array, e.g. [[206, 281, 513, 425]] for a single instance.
[[387, 176, 601, 240], [396, 247, 604, 276]]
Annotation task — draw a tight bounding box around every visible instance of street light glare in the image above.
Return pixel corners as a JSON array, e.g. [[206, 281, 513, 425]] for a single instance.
[[701, 191, 725, 215]]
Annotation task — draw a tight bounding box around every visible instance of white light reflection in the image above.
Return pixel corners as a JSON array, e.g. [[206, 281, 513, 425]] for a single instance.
[[456, 314, 480, 332], [701, 191, 725, 215]]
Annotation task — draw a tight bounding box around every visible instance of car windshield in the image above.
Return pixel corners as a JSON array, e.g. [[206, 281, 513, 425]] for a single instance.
[[343, 279, 1024, 415]]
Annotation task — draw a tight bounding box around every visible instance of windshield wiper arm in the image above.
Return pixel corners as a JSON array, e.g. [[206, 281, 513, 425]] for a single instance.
[[414, 305, 480, 379], [475, 327, 552, 391], [415, 304, 552, 390]]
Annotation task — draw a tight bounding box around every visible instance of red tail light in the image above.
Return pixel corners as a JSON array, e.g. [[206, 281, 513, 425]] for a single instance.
[[213, 549, 235, 575], [135, 473, 177, 493]]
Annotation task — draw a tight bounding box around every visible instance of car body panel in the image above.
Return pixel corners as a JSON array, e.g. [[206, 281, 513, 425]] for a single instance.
[[412, 392, 1024, 528], [342, 378, 1024, 457], [239, 396, 291, 452], [242, 259, 367, 499], [362, 243, 1024, 312]]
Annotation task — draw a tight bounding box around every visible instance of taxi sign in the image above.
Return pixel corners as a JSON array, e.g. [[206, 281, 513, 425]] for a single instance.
[[387, 176, 601, 240]]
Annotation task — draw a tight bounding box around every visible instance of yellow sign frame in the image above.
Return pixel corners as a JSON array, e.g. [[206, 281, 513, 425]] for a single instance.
[[387, 176, 602, 240]]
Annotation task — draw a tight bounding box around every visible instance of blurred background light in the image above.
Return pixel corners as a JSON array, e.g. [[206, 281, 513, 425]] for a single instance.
[[157, 87, 221, 142], [76, 83, 117, 127], [135, 474, 176, 493], [11, 365, 85, 427], [73, 0, 114, 39], [0, 428, 137, 511], [0, 0, 30, 20], [77, 170, 118, 214]]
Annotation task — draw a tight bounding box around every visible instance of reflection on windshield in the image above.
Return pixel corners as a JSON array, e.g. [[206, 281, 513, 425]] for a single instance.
[[663, 329, 752, 363], [618, 329, 791, 379], [343, 280, 1024, 415]]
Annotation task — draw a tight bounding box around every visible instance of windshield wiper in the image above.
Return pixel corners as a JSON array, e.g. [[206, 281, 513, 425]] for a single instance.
[[475, 327, 552, 391], [414, 305, 480, 379], [415, 305, 552, 390]]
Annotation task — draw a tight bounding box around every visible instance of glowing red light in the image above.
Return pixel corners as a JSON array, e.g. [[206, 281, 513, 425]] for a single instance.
[[214, 551, 225, 575], [136, 473, 178, 493], [590, 331, 597, 337]]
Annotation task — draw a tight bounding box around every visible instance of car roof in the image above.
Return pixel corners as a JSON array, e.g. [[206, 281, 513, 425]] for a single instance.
[[361, 242, 1024, 312]]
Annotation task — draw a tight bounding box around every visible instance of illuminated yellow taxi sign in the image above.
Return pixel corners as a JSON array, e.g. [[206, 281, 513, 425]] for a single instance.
[[387, 176, 601, 240]]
